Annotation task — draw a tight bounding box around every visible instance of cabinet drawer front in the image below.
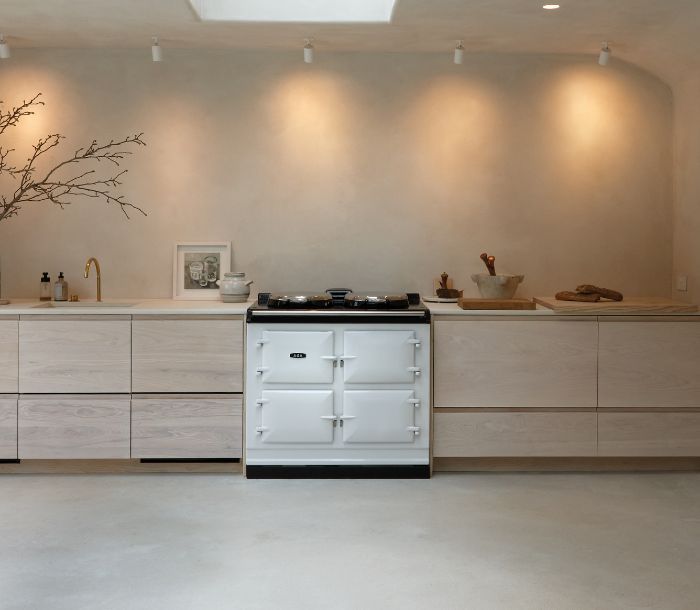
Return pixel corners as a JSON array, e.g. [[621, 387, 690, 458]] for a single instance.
[[0, 396, 17, 459], [18, 395, 130, 459], [599, 322, 700, 408], [19, 320, 131, 393], [434, 321, 598, 408], [598, 412, 700, 456], [131, 397, 242, 459], [433, 411, 597, 457], [0, 320, 18, 392], [132, 319, 243, 392]]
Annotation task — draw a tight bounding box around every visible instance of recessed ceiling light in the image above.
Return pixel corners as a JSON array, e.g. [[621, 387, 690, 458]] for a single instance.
[[0, 34, 10, 60], [542, 4, 561, 9], [189, 0, 397, 23]]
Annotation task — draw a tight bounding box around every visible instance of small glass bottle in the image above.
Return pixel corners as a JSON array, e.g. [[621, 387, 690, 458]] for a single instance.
[[54, 272, 68, 302], [40, 272, 51, 301]]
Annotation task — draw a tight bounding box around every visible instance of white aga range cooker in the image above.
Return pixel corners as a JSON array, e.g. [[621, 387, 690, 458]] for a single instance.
[[245, 289, 431, 478]]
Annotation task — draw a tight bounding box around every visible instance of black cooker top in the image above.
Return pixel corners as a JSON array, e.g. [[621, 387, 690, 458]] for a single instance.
[[262, 289, 415, 310]]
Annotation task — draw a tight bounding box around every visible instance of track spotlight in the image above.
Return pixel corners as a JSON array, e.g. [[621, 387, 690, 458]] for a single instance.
[[454, 40, 464, 65], [303, 39, 314, 63], [151, 37, 163, 62], [598, 41, 610, 66], [0, 35, 10, 60]]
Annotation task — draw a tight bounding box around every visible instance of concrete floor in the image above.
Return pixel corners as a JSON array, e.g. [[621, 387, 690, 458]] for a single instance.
[[0, 473, 699, 610]]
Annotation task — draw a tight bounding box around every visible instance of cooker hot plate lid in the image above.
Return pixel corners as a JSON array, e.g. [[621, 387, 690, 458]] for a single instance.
[[267, 293, 333, 309], [344, 293, 410, 309]]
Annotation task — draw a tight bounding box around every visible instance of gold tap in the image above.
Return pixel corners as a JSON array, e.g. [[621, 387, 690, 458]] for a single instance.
[[84, 257, 102, 302]]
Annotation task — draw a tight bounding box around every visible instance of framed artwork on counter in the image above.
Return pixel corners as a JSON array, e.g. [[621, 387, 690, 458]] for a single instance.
[[173, 241, 231, 300]]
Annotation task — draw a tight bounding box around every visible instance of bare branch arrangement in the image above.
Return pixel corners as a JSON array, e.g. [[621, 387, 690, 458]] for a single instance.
[[0, 93, 146, 223]]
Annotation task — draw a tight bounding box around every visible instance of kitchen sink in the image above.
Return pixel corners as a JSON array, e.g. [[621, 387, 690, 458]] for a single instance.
[[32, 301, 140, 308]]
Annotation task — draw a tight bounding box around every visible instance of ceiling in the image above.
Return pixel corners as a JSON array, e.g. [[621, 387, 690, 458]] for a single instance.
[[1, 0, 698, 84]]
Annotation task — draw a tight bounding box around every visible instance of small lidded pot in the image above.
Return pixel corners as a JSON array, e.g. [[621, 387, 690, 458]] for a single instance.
[[217, 272, 253, 303]]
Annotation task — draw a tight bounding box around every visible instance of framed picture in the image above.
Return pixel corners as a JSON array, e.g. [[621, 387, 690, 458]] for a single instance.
[[173, 242, 231, 300]]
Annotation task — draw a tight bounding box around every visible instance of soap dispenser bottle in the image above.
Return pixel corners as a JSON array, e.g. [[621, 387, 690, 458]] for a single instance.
[[54, 272, 68, 302], [40, 272, 51, 301]]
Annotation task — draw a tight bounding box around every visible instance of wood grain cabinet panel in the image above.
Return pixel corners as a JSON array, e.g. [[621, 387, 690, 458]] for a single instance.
[[131, 396, 242, 458], [433, 411, 597, 457], [434, 320, 598, 408], [19, 318, 131, 393], [0, 318, 18, 392], [0, 396, 18, 459], [598, 412, 700, 456], [18, 395, 130, 459], [132, 319, 243, 393], [598, 321, 700, 408]]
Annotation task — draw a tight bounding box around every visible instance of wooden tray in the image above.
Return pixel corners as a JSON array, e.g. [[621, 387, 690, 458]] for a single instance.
[[534, 296, 699, 314], [458, 298, 536, 310]]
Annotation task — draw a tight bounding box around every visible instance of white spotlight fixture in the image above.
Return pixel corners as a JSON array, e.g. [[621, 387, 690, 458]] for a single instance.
[[542, 4, 560, 9], [598, 41, 611, 66], [151, 36, 163, 62], [303, 38, 314, 63], [453, 40, 464, 65], [0, 35, 10, 60]]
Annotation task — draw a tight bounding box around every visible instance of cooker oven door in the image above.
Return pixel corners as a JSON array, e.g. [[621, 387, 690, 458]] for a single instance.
[[341, 390, 419, 444], [260, 331, 335, 383], [258, 390, 335, 444], [342, 331, 419, 383]]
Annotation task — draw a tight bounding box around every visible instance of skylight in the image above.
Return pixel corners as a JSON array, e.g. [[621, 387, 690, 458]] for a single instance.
[[189, 0, 397, 23]]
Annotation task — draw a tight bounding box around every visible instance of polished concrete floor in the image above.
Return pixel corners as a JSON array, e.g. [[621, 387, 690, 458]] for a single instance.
[[1, 472, 699, 610]]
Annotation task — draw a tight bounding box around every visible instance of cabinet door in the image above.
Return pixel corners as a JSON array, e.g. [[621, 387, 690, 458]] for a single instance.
[[434, 320, 598, 408], [0, 396, 17, 459], [19, 317, 131, 393], [599, 321, 700, 408], [131, 396, 242, 459], [132, 318, 243, 392], [433, 411, 597, 457], [343, 331, 418, 383], [341, 390, 418, 443], [260, 331, 335, 384], [18, 395, 130, 459], [598, 412, 700, 456], [258, 390, 334, 443], [0, 318, 18, 393]]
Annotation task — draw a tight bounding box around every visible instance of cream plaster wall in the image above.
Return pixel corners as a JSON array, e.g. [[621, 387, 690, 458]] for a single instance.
[[672, 78, 700, 304], [0, 50, 673, 299]]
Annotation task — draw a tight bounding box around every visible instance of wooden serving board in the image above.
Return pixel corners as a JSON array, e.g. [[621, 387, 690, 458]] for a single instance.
[[534, 296, 698, 314], [458, 298, 536, 310]]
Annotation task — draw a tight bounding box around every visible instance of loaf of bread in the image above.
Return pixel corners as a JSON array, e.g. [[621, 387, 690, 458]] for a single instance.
[[555, 291, 601, 302], [575, 285, 624, 301]]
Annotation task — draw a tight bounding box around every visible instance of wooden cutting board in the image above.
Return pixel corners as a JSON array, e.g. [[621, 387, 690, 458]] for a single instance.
[[534, 296, 698, 314], [458, 298, 536, 310]]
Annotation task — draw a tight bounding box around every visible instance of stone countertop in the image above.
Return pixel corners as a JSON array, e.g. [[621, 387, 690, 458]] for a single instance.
[[424, 301, 556, 316], [0, 298, 253, 315]]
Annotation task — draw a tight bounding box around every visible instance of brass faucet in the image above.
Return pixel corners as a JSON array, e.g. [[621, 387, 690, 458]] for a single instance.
[[84, 257, 102, 302]]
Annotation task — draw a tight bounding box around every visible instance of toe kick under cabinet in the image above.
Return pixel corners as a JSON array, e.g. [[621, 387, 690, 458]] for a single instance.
[[433, 315, 700, 460]]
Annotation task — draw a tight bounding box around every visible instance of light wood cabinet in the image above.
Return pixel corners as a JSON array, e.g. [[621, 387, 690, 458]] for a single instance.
[[0, 317, 18, 393], [132, 317, 243, 393], [433, 410, 597, 457], [598, 319, 700, 408], [131, 395, 243, 458], [598, 411, 700, 456], [0, 395, 17, 459], [19, 316, 131, 393], [18, 395, 130, 459], [434, 319, 598, 408]]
